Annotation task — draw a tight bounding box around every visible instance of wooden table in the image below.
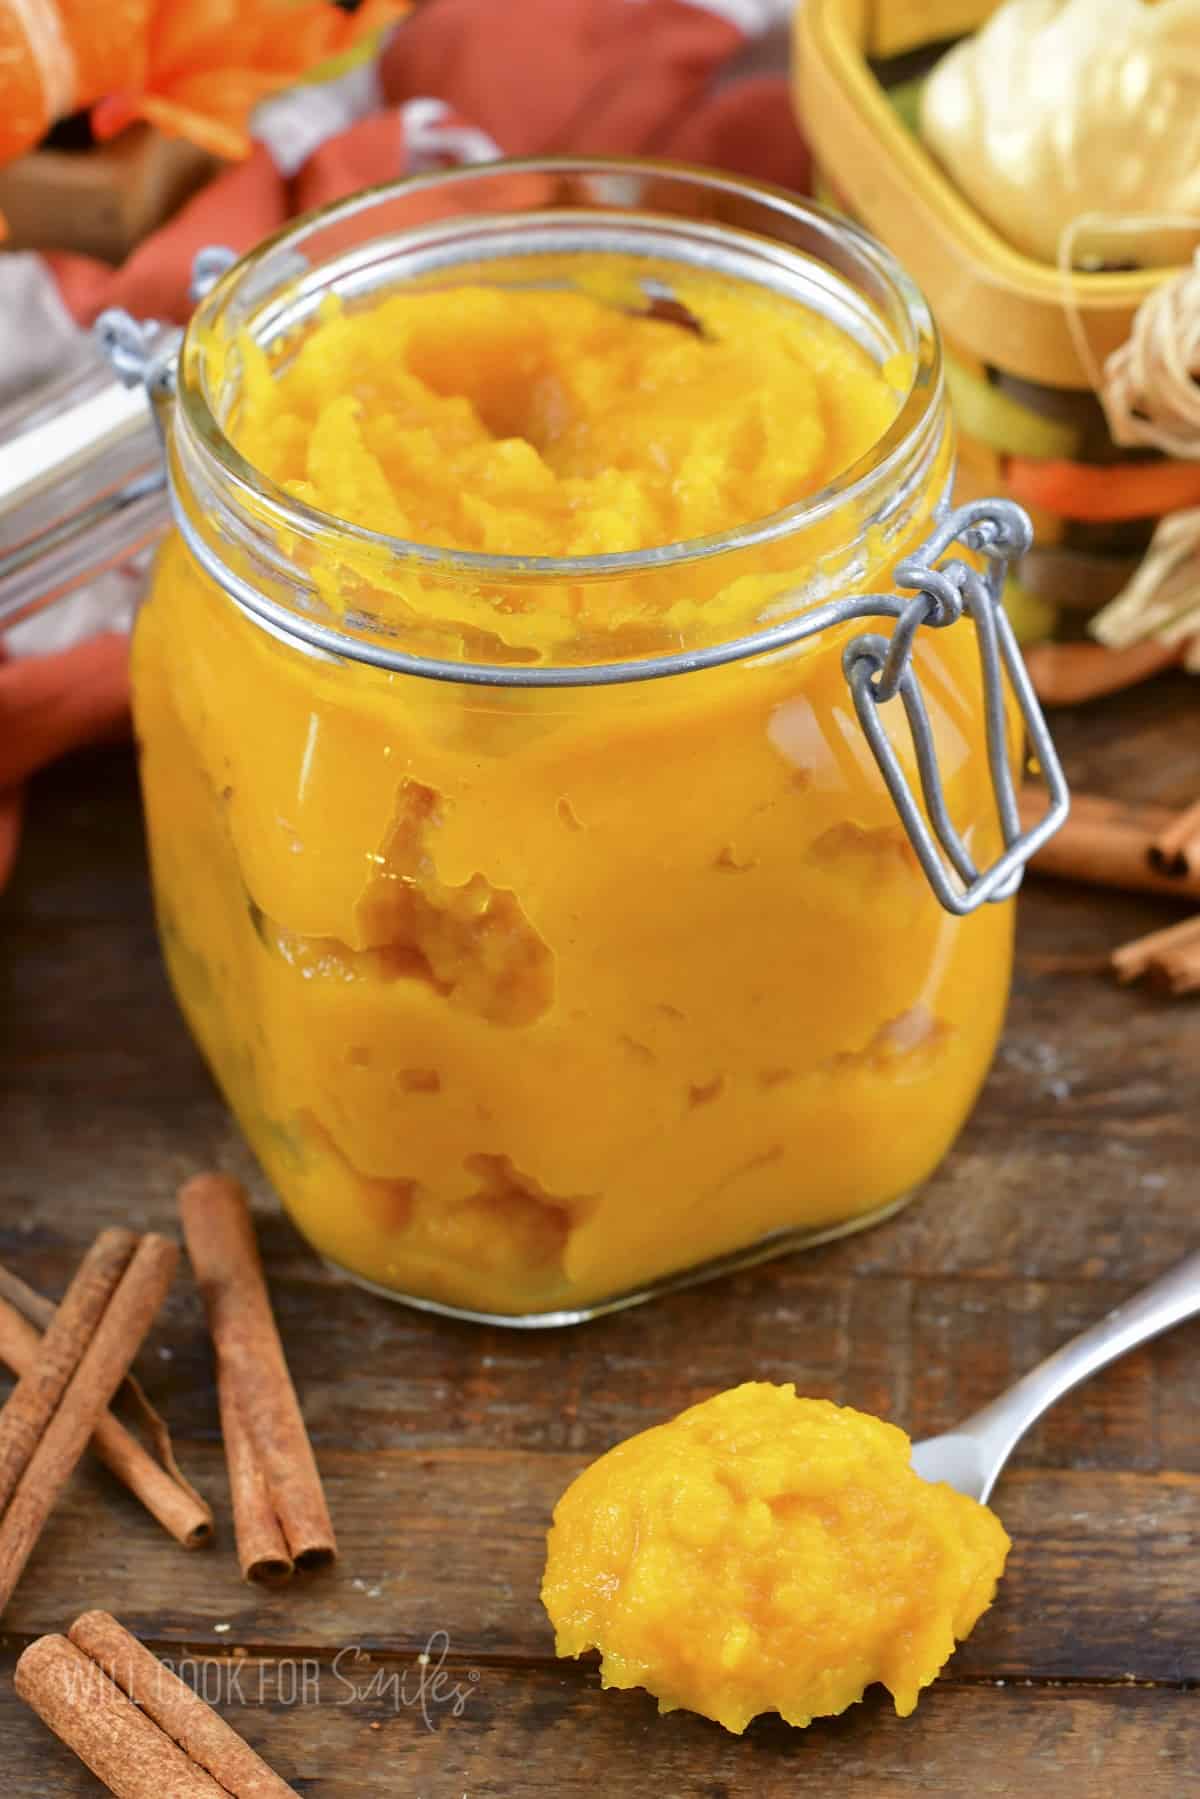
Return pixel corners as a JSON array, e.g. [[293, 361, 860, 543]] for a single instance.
[[2, 676, 1198, 1795]]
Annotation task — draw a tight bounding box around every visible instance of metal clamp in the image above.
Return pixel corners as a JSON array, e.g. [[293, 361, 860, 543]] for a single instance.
[[0, 247, 234, 633], [92, 311, 180, 447], [843, 499, 1069, 916], [92, 246, 236, 442]]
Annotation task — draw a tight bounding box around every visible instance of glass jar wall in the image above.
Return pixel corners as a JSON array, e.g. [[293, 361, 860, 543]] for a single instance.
[[131, 162, 1017, 1322]]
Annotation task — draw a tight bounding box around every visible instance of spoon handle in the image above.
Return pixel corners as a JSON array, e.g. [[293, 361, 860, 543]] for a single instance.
[[962, 1249, 1200, 1481]]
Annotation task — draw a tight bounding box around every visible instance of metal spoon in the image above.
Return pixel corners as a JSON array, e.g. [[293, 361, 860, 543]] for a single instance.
[[910, 1249, 1200, 1502]]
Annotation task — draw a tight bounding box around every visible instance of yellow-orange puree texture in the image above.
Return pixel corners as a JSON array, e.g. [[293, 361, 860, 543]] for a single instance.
[[543, 1382, 1010, 1731], [133, 272, 1012, 1314]]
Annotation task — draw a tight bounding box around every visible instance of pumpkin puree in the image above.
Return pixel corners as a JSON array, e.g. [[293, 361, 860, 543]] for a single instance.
[[230, 282, 900, 557], [133, 269, 1014, 1315], [542, 1383, 1010, 1732]]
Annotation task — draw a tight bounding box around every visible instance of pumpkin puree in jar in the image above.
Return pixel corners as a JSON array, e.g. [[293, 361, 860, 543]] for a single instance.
[[542, 1383, 1010, 1731], [133, 269, 1015, 1316], [230, 283, 901, 557]]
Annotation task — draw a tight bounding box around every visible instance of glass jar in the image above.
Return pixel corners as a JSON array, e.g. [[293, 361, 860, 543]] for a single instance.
[[1, 160, 1066, 1324]]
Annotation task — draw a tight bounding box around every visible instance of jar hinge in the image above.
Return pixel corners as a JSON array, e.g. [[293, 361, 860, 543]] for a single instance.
[[93, 246, 237, 446], [842, 498, 1069, 917]]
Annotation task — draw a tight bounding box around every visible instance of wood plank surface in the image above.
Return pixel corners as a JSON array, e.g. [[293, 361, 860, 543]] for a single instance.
[[0, 1660, 1195, 1797], [1, 671, 1198, 1794], [1, 1451, 1198, 1682]]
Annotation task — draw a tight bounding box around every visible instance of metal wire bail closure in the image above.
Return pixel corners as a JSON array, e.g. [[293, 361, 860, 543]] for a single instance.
[[843, 498, 1069, 917]]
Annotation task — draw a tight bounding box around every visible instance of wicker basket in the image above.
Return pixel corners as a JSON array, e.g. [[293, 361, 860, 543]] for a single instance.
[[794, 0, 1194, 624]]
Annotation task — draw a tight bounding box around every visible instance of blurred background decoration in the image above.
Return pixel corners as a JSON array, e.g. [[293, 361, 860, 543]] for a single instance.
[[0, 0, 406, 260], [921, 0, 1200, 271], [796, 0, 1200, 693]]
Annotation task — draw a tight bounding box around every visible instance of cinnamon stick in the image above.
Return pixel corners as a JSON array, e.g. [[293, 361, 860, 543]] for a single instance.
[[0, 1234, 178, 1617], [1157, 950, 1200, 996], [0, 1260, 68, 1330], [1148, 798, 1200, 879], [1112, 915, 1200, 989], [179, 1175, 336, 1583], [1024, 639, 1182, 706], [1019, 788, 1200, 901], [1152, 947, 1200, 995], [0, 1257, 211, 1547], [0, 1298, 211, 1549], [68, 1610, 300, 1798], [1019, 949, 1116, 975], [15, 1633, 230, 1799], [215, 1367, 294, 1586], [0, 1229, 136, 1517]]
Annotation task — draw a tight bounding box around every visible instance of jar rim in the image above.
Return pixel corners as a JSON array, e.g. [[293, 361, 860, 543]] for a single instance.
[[178, 155, 943, 584]]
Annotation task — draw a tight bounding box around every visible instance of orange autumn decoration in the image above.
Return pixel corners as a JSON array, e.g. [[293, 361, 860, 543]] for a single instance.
[[0, 0, 405, 168]]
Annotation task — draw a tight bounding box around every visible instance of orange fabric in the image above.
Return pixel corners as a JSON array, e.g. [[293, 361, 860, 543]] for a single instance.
[[0, 634, 131, 793], [665, 75, 811, 188], [2, 0, 813, 888], [291, 112, 410, 216], [379, 0, 743, 158]]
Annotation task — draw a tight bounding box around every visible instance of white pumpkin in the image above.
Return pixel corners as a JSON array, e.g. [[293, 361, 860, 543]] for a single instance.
[[920, 0, 1200, 268]]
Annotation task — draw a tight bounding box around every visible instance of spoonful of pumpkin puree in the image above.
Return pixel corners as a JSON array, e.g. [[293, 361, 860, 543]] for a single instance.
[[543, 1248, 1200, 1733], [542, 1384, 1008, 1735]]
